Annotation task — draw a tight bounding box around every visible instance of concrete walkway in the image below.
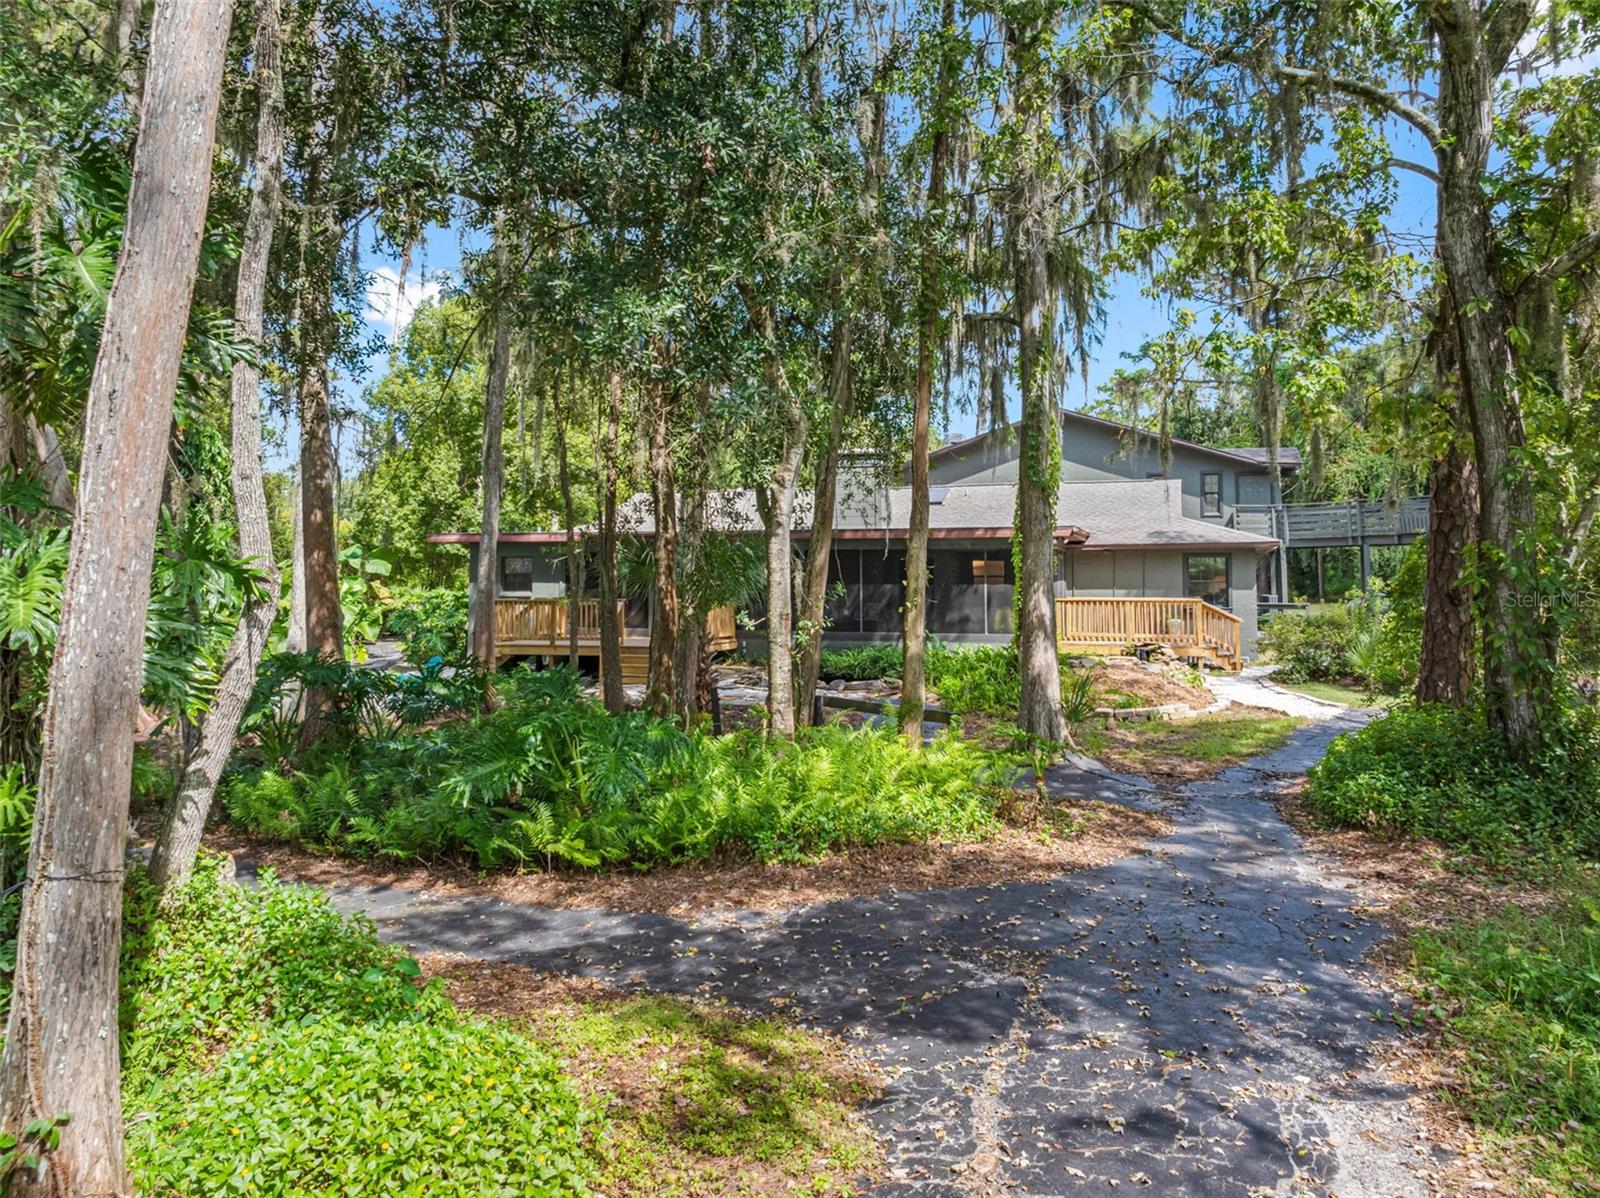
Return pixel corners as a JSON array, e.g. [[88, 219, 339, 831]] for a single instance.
[[1204, 665, 1349, 719], [309, 715, 1435, 1196]]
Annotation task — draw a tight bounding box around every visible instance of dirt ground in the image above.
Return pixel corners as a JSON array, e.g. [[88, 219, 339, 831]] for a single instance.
[[1079, 657, 1215, 709], [211, 799, 1169, 916]]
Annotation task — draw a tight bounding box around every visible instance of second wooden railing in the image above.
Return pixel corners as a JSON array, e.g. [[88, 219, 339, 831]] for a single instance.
[[1055, 597, 1240, 660]]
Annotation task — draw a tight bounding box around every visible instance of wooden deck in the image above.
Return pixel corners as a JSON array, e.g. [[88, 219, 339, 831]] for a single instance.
[[492, 598, 739, 679], [1231, 498, 1429, 548], [1055, 597, 1243, 670]]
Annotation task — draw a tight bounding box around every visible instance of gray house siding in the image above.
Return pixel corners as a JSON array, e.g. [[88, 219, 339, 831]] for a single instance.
[[929, 412, 1286, 526], [1057, 547, 1261, 657]]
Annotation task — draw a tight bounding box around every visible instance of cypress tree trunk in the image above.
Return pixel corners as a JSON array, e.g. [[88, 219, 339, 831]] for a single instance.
[[469, 236, 513, 674], [597, 369, 625, 712], [756, 306, 807, 739], [0, 3, 232, 1189], [297, 347, 343, 739], [901, 0, 956, 743], [152, 0, 286, 888], [1008, 4, 1066, 743], [645, 365, 680, 718]]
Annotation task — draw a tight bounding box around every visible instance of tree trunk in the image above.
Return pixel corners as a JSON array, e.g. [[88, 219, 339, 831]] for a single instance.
[[673, 481, 706, 719], [795, 312, 849, 726], [26, 418, 73, 512], [597, 369, 625, 712], [754, 303, 807, 739], [1417, 429, 1478, 706], [287, 469, 307, 652], [1008, 8, 1065, 743], [902, 0, 955, 743], [644, 366, 680, 719], [1432, 9, 1551, 752], [151, 0, 285, 889], [555, 363, 581, 670], [469, 235, 513, 673], [0, 4, 232, 1192], [297, 350, 342, 738]]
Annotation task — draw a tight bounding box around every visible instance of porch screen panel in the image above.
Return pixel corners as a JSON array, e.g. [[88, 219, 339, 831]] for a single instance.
[[823, 547, 861, 631], [859, 548, 905, 633], [983, 552, 1014, 635], [928, 549, 985, 634]]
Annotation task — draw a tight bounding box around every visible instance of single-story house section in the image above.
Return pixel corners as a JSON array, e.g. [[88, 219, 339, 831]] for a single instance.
[[427, 409, 1290, 670]]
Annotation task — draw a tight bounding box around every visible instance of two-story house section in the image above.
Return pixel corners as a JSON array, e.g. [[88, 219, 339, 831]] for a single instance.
[[430, 407, 1295, 672]]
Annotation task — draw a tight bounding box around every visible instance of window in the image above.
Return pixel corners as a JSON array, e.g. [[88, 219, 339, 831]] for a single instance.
[[1185, 554, 1230, 608], [971, 558, 1005, 584], [500, 555, 536, 593], [1201, 472, 1222, 516]]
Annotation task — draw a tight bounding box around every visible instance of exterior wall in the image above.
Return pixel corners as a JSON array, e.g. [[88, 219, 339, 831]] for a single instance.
[[1058, 547, 1264, 660], [468, 543, 568, 599], [928, 413, 1285, 525]]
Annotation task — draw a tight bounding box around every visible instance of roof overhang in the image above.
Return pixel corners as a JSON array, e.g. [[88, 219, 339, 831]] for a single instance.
[[793, 526, 1089, 544], [425, 531, 572, 545], [1075, 540, 1280, 553]]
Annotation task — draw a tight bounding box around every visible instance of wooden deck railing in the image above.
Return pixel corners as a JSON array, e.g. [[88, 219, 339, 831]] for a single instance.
[[1054, 597, 1241, 664], [493, 597, 740, 653]]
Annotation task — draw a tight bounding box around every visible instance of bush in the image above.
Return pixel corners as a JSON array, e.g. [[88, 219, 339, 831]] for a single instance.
[[1259, 603, 1365, 683], [385, 586, 469, 667], [1306, 701, 1600, 859], [815, 643, 902, 681], [108, 858, 592, 1197], [222, 666, 1012, 870], [1409, 883, 1600, 1190]]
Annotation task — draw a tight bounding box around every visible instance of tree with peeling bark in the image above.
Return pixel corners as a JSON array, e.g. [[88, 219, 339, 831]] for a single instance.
[[0, 1, 234, 1189]]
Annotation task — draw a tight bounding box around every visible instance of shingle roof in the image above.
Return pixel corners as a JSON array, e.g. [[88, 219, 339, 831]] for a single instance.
[[926, 408, 1301, 471], [610, 477, 1278, 551]]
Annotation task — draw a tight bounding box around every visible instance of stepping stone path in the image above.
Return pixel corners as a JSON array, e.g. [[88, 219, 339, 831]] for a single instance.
[[311, 713, 1438, 1196]]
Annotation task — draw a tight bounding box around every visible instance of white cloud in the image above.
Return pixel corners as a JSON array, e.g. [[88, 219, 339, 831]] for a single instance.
[[365, 266, 444, 336]]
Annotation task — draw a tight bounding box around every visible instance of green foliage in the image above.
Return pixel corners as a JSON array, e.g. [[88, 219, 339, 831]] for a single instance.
[[1259, 604, 1365, 684], [223, 666, 1010, 870], [115, 858, 589, 1197], [816, 643, 904, 681], [1409, 883, 1600, 1192], [338, 544, 396, 655], [241, 652, 487, 760], [1307, 702, 1600, 860], [385, 586, 469, 666]]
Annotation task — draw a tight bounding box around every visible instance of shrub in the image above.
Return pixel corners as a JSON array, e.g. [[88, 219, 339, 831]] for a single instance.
[[118, 857, 590, 1197], [815, 643, 902, 681], [1409, 884, 1600, 1190], [1258, 603, 1365, 683], [1306, 701, 1600, 859], [385, 586, 469, 667], [222, 666, 1013, 870]]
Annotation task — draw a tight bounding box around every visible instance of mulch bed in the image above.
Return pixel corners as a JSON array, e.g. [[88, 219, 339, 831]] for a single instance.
[[206, 800, 1170, 916]]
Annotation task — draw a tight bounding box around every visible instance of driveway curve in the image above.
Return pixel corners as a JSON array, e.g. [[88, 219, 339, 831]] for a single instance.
[[299, 713, 1437, 1196]]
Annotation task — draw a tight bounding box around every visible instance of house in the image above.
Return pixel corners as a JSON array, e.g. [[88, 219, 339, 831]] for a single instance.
[[427, 408, 1294, 671]]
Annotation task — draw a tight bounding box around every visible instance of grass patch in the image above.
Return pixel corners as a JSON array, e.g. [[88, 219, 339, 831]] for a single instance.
[[1081, 712, 1304, 779], [1406, 879, 1600, 1194], [1277, 678, 1398, 708], [433, 963, 879, 1196]]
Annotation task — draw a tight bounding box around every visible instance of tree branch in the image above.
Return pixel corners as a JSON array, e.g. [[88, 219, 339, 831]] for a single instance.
[[1530, 229, 1600, 285], [1268, 63, 1442, 146], [1388, 156, 1441, 184]]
